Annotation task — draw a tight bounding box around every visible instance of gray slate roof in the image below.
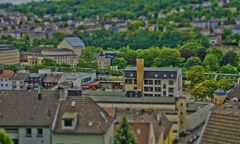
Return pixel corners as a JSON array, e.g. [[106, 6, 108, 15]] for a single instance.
[[83, 91, 176, 104], [53, 96, 113, 134], [0, 90, 59, 127], [0, 45, 17, 51], [10, 73, 28, 81], [124, 67, 180, 79], [65, 37, 85, 47]]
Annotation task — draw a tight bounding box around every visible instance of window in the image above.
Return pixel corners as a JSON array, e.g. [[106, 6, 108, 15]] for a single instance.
[[64, 119, 73, 127], [37, 128, 43, 137], [144, 87, 153, 92], [155, 87, 161, 92], [163, 84, 166, 89], [5, 84, 8, 87], [125, 79, 132, 84], [133, 79, 137, 84], [169, 80, 174, 85], [169, 88, 174, 93], [144, 80, 148, 85], [155, 80, 161, 85], [25, 128, 32, 137], [149, 80, 153, 85]]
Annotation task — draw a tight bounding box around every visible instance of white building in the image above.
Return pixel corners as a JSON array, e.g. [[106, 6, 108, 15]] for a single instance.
[[10, 73, 28, 90], [0, 69, 14, 90]]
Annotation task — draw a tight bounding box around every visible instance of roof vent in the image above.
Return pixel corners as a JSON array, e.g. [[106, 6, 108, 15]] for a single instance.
[[71, 101, 76, 107], [164, 74, 167, 77], [137, 128, 141, 134], [155, 74, 158, 77], [171, 74, 174, 77], [88, 122, 93, 127]]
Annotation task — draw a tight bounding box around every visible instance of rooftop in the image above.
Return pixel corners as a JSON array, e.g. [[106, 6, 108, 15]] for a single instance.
[[0, 45, 17, 51], [0, 90, 59, 126], [10, 73, 28, 81], [53, 96, 113, 134], [65, 37, 85, 47], [0, 70, 14, 79], [83, 91, 176, 104], [43, 74, 62, 83], [29, 73, 43, 78], [116, 108, 172, 141], [125, 67, 180, 72], [200, 104, 240, 144]]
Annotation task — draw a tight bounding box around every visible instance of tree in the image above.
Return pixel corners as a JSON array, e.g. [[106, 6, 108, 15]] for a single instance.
[[42, 58, 56, 66], [220, 51, 239, 66], [180, 41, 203, 52], [180, 48, 196, 60], [114, 115, 136, 144], [217, 78, 232, 91], [186, 66, 205, 88], [153, 48, 184, 67], [206, 47, 223, 60], [191, 79, 218, 100], [184, 56, 202, 68], [203, 54, 219, 71], [0, 129, 14, 144], [118, 47, 137, 66], [112, 57, 128, 69], [219, 64, 238, 74]]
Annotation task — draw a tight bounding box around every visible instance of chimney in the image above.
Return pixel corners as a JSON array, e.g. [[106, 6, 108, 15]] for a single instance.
[[48, 109, 51, 117], [37, 86, 42, 101], [136, 59, 144, 91], [37, 93, 42, 101]]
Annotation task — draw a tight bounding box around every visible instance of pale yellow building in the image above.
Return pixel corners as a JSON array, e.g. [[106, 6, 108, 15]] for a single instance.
[[0, 45, 20, 65], [27, 48, 78, 67], [123, 59, 183, 97], [57, 37, 85, 57]]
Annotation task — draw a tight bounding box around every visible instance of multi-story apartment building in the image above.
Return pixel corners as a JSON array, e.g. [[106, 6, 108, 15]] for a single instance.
[[0, 69, 14, 90], [0, 45, 20, 65], [123, 59, 182, 97], [97, 51, 117, 69]]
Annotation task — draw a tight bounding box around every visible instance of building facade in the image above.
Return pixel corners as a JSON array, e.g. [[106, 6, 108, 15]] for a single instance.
[[123, 59, 182, 97], [0, 45, 20, 65], [10, 73, 28, 90], [0, 90, 59, 144], [57, 37, 85, 57]]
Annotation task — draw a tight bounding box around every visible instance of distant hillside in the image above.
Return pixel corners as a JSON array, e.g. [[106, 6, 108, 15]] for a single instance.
[[0, 0, 40, 4]]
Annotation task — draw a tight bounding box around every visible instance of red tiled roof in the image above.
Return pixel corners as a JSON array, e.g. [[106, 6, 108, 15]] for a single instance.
[[132, 122, 150, 144], [104, 107, 116, 118], [0, 70, 14, 78]]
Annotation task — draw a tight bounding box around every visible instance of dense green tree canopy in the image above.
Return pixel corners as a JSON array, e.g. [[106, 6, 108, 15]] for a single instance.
[[203, 54, 220, 71], [184, 56, 202, 68], [220, 51, 239, 66], [0, 129, 14, 144]]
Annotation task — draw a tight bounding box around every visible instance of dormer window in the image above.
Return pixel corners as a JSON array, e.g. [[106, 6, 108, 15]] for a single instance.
[[61, 112, 78, 130], [64, 119, 73, 127]]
